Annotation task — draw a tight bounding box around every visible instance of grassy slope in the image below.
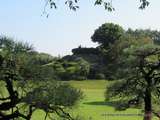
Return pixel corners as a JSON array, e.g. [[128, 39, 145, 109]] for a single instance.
[[32, 80, 158, 120]]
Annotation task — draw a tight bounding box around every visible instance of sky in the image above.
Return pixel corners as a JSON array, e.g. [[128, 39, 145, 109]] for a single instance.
[[0, 0, 160, 56]]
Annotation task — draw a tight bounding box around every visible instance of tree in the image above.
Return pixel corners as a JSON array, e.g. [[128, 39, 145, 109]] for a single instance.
[[45, 0, 150, 12], [0, 36, 82, 120], [127, 29, 160, 45], [51, 57, 90, 80], [91, 23, 124, 48], [105, 44, 160, 120], [103, 30, 153, 79]]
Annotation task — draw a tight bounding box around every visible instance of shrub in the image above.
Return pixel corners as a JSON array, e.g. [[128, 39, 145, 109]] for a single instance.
[[95, 73, 106, 79]]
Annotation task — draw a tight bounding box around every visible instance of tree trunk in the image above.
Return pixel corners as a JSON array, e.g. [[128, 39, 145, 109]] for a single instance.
[[144, 89, 152, 120]]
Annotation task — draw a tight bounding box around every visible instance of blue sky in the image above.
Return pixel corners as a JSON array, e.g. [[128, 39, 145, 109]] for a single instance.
[[0, 0, 160, 56]]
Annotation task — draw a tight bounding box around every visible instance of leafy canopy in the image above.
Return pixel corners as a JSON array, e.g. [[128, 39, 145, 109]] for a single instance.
[[91, 23, 124, 48]]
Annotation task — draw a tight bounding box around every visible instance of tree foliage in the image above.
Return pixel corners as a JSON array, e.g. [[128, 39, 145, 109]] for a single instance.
[[105, 44, 160, 120], [66, 23, 160, 80], [91, 23, 124, 48], [127, 29, 160, 45], [51, 57, 90, 80], [0, 36, 82, 120], [45, 0, 150, 11]]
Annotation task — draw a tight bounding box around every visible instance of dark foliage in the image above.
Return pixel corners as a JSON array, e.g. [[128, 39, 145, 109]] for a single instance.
[[72, 47, 101, 55], [0, 37, 82, 120], [106, 45, 160, 120], [91, 23, 124, 48]]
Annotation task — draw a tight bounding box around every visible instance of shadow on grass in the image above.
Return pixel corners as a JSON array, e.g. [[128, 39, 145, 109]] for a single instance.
[[83, 101, 129, 110], [83, 101, 119, 107]]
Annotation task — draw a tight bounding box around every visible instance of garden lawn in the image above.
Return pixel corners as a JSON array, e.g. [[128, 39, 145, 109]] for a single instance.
[[32, 80, 158, 120], [69, 80, 142, 120]]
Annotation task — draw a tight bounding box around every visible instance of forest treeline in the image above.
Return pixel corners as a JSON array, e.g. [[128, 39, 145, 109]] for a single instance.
[[1, 23, 159, 81], [38, 23, 160, 80]]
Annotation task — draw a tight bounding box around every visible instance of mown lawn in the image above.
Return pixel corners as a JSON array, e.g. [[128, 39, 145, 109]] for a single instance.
[[32, 80, 158, 120], [69, 80, 143, 120]]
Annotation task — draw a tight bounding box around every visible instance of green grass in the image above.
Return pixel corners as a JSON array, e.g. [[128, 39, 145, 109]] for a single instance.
[[69, 80, 143, 120], [29, 80, 159, 120]]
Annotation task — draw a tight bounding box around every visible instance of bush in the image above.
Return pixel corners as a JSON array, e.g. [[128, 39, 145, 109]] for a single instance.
[[95, 73, 106, 79], [52, 58, 90, 80]]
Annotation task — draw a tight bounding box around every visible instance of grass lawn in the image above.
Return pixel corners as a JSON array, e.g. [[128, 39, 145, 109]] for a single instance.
[[69, 80, 143, 120], [32, 80, 158, 120]]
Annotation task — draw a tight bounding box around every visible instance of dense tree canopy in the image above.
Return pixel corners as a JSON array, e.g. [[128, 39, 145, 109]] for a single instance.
[[127, 29, 160, 45], [66, 23, 160, 80], [91, 23, 124, 48], [103, 29, 154, 79]]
